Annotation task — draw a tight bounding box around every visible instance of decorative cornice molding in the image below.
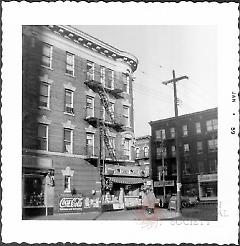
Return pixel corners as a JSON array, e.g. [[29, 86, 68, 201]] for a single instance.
[[37, 115, 51, 124], [63, 120, 75, 129], [64, 82, 76, 91], [45, 25, 138, 72]]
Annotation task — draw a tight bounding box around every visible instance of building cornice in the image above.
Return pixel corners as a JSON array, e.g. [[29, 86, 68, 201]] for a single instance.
[[45, 25, 138, 72]]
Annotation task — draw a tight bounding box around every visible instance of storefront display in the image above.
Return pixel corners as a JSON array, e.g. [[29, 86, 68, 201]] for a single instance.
[[198, 173, 217, 201]]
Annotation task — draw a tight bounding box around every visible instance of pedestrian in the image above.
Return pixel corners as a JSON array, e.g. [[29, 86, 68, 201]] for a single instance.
[[146, 188, 156, 214]]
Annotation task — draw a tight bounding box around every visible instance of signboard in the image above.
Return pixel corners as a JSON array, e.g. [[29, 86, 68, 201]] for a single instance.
[[198, 173, 217, 182], [59, 196, 84, 213], [105, 164, 147, 177], [154, 180, 174, 187]]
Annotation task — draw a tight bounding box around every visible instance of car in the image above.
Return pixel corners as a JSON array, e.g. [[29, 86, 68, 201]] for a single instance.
[[168, 195, 199, 210]]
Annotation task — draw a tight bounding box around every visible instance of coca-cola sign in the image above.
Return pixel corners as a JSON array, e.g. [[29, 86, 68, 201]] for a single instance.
[[59, 196, 83, 212]]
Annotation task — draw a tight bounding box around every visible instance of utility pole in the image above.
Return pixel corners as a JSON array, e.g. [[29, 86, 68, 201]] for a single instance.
[[161, 132, 166, 206], [162, 70, 188, 214]]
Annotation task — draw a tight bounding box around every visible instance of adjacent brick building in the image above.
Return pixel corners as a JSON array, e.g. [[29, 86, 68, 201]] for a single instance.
[[149, 108, 218, 201], [22, 25, 139, 216]]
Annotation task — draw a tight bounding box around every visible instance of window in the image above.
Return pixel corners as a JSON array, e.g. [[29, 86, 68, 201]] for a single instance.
[[64, 128, 73, 153], [195, 122, 201, 134], [105, 102, 114, 122], [109, 136, 116, 156], [208, 159, 217, 172], [86, 133, 94, 155], [208, 139, 217, 152], [170, 127, 175, 138], [64, 89, 74, 114], [183, 161, 191, 175], [197, 141, 203, 154], [198, 161, 205, 173], [122, 73, 130, 93], [171, 145, 176, 157], [155, 129, 166, 140], [64, 176, 71, 193], [100, 66, 105, 85], [86, 61, 94, 80], [123, 105, 130, 126], [182, 125, 188, 136], [86, 96, 94, 118], [66, 52, 74, 76], [42, 43, 52, 68], [37, 124, 48, 151], [156, 146, 166, 159], [206, 119, 218, 132], [183, 143, 190, 155], [39, 82, 50, 108], [136, 148, 140, 158], [106, 69, 114, 89], [123, 138, 131, 160], [144, 147, 149, 158]]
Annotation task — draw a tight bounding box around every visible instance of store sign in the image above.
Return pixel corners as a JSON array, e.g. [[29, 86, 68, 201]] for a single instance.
[[198, 174, 217, 182], [105, 164, 146, 177], [154, 180, 174, 187], [59, 196, 84, 212]]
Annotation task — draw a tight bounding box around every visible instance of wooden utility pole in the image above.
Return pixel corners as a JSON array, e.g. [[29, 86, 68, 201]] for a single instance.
[[162, 70, 188, 213]]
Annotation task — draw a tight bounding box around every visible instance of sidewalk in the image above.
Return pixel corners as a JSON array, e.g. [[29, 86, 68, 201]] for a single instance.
[[27, 208, 181, 221]]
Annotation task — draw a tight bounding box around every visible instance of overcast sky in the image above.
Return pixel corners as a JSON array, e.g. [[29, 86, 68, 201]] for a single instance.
[[76, 25, 218, 137]]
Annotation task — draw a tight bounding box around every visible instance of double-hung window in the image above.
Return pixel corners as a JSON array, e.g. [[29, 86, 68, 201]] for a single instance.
[[136, 148, 140, 159], [64, 176, 71, 193], [64, 128, 73, 154], [106, 69, 114, 89], [144, 147, 149, 158], [122, 73, 130, 93], [208, 159, 217, 172], [182, 125, 188, 136], [198, 161, 205, 173], [207, 139, 217, 152], [42, 43, 52, 68], [197, 141, 203, 154], [183, 161, 191, 175], [156, 146, 166, 159], [123, 138, 131, 160], [86, 133, 94, 156], [37, 123, 48, 151], [86, 61, 94, 80], [170, 127, 175, 138], [123, 105, 130, 127], [195, 122, 201, 134], [183, 143, 190, 155], [156, 129, 165, 140], [171, 145, 176, 157], [39, 82, 50, 108], [86, 96, 94, 118], [66, 52, 74, 76], [206, 119, 218, 132], [64, 89, 74, 114], [100, 66, 105, 85]]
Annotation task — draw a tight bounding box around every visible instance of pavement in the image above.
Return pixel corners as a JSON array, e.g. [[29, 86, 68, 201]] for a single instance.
[[26, 208, 181, 221]]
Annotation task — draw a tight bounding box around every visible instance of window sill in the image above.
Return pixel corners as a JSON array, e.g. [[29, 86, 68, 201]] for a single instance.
[[38, 106, 51, 111], [65, 73, 75, 78], [63, 151, 73, 155], [41, 65, 53, 71], [64, 112, 75, 116], [64, 190, 71, 193]]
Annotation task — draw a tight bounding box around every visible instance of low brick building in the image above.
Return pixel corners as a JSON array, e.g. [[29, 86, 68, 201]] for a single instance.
[[149, 108, 218, 201]]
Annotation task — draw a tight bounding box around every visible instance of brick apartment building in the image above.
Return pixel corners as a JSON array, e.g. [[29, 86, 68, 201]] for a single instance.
[[22, 25, 141, 216], [149, 108, 218, 201]]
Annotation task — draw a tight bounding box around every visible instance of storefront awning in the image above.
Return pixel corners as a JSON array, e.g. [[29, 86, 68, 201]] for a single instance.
[[107, 176, 146, 184]]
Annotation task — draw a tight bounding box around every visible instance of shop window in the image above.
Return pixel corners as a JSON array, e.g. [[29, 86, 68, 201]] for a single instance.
[[195, 122, 201, 134], [86, 133, 94, 155], [136, 148, 140, 158], [197, 141, 203, 154], [170, 127, 175, 138], [208, 159, 217, 173], [183, 160, 191, 175], [198, 161, 205, 173], [64, 128, 73, 153], [100, 66, 105, 85], [156, 129, 165, 140], [86, 96, 94, 118], [207, 139, 217, 152], [66, 52, 74, 76], [106, 69, 114, 89], [171, 145, 176, 157], [182, 125, 188, 136], [64, 89, 74, 114], [39, 82, 50, 108], [123, 138, 131, 160], [64, 175, 71, 193], [37, 123, 48, 151], [123, 105, 130, 126], [183, 143, 190, 155], [144, 147, 149, 158], [42, 43, 52, 68], [206, 119, 218, 132], [122, 73, 130, 93], [86, 60, 94, 80]]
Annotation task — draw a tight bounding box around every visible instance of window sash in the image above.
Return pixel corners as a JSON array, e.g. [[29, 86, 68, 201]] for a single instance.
[[123, 106, 130, 126], [208, 139, 217, 151], [64, 176, 71, 191], [144, 147, 149, 157], [42, 44, 52, 68], [170, 127, 175, 138], [182, 125, 188, 136], [123, 73, 130, 93], [65, 90, 73, 113], [66, 53, 74, 75], [197, 141, 203, 153], [64, 129, 72, 153], [136, 148, 140, 158], [156, 129, 165, 140], [39, 82, 49, 108], [100, 66, 105, 84], [37, 124, 48, 151], [183, 144, 189, 153], [206, 119, 218, 132], [195, 122, 201, 134], [198, 161, 204, 173]]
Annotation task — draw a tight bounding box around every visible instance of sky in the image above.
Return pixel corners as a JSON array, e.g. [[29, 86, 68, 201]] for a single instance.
[[75, 25, 218, 137]]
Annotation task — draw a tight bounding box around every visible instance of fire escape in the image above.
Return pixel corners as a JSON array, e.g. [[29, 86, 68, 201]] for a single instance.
[[84, 68, 124, 167]]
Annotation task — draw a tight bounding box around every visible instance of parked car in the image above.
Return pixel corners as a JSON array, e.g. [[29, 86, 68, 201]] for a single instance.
[[168, 195, 199, 210]]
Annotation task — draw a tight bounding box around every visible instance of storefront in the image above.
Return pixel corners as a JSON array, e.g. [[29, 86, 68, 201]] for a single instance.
[[198, 173, 217, 201], [22, 155, 54, 217], [102, 164, 150, 211]]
